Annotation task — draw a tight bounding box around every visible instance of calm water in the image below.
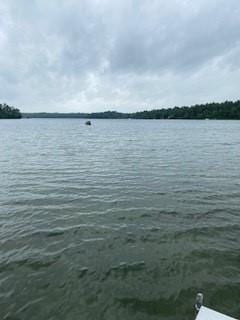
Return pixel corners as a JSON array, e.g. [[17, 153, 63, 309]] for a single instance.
[[0, 119, 240, 320]]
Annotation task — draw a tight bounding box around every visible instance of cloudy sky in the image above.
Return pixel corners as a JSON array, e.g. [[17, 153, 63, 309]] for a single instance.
[[1, 0, 240, 113]]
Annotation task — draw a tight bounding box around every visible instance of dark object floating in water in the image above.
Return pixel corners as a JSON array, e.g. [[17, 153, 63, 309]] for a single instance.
[[85, 121, 91, 125]]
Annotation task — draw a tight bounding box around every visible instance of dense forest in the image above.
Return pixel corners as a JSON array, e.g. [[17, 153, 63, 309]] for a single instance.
[[132, 100, 240, 119], [0, 103, 22, 119], [22, 100, 240, 120]]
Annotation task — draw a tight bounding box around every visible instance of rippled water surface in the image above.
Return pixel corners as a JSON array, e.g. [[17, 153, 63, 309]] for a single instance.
[[0, 119, 240, 320]]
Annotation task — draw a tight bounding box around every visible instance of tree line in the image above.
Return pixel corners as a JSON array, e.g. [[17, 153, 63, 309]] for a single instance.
[[0, 103, 22, 119], [132, 100, 240, 119], [22, 100, 240, 119]]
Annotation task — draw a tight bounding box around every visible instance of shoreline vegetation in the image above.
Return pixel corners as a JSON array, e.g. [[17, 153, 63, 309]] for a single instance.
[[2, 100, 240, 120], [0, 103, 22, 119], [23, 100, 240, 120]]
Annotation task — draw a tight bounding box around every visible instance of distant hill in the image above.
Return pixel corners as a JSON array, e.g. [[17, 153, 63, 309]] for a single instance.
[[22, 100, 240, 120], [0, 103, 22, 119]]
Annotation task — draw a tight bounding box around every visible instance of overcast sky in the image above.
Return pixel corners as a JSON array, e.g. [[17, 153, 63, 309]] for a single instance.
[[1, 0, 240, 113]]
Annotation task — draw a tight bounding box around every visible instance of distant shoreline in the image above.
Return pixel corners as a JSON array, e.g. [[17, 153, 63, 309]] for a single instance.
[[21, 115, 240, 120], [2, 100, 240, 120], [22, 100, 240, 120]]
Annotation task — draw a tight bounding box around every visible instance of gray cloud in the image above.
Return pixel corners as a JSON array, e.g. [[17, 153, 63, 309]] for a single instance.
[[0, 0, 240, 112]]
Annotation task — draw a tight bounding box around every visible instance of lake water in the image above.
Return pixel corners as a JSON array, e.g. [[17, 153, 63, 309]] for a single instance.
[[0, 119, 240, 320]]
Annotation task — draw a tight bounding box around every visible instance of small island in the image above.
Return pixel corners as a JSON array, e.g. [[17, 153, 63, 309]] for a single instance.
[[0, 103, 22, 119]]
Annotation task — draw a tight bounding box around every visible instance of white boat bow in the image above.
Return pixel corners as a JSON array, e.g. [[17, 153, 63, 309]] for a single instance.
[[196, 306, 237, 320]]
